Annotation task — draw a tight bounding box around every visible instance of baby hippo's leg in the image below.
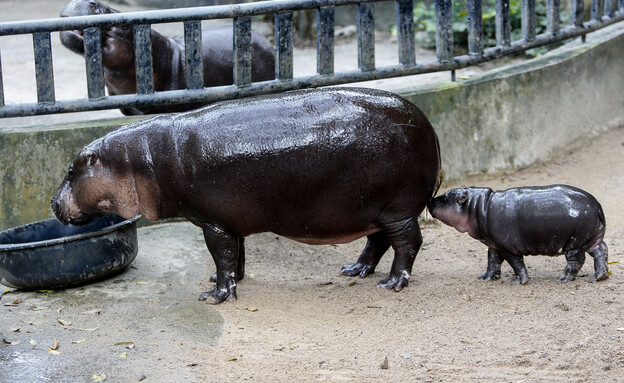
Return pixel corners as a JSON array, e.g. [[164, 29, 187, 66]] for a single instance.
[[588, 241, 609, 282], [558, 249, 586, 283], [478, 248, 504, 281], [199, 222, 242, 304], [501, 252, 529, 285], [210, 236, 245, 282]]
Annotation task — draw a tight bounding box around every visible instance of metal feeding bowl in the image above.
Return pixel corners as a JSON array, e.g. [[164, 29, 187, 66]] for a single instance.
[[0, 215, 139, 290]]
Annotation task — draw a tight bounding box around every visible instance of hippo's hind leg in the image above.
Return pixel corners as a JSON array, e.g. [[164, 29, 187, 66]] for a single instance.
[[341, 231, 390, 278], [198, 222, 243, 304], [377, 217, 423, 292], [209, 236, 245, 283], [558, 249, 586, 283], [588, 241, 609, 282], [478, 248, 503, 282]]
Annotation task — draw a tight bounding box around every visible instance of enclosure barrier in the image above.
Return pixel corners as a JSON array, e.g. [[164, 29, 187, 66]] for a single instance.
[[0, 0, 623, 117]]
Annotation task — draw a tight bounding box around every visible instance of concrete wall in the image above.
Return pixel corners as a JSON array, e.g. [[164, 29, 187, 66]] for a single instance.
[[1, 23, 623, 230]]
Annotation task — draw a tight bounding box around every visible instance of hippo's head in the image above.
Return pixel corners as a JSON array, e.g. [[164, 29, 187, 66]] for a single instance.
[[51, 141, 139, 226], [427, 187, 490, 237], [59, 0, 135, 69]]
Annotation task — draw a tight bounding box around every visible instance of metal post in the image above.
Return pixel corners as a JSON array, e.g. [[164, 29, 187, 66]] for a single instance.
[[547, 0, 561, 34], [591, 0, 604, 20], [184, 20, 204, 90], [522, 0, 537, 42], [275, 12, 294, 80], [83, 27, 105, 100], [356, 3, 375, 71], [396, 0, 416, 66], [234, 16, 252, 87], [571, 0, 584, 27], [33, 32, 55, 103], [0, 49, 4, 107], [134, 24, 154, 94], [496, 0, 511, 47], [317, 6, 335, 75], [435, 0, 453, 62], [467, 0, 484, 55]]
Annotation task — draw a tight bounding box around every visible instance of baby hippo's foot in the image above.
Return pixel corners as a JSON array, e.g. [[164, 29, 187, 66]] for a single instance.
[[588, 270, 609, 283], [557, 270, 577, 283], [477, 270, 500, 281], [378, 270, 409, 292], [199, 286, 237, 304], [510, 273, 529, 285], [341, 262, 375, 278]]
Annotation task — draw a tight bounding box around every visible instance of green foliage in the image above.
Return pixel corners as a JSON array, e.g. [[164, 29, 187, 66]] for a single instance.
[[412, 0, 569, 56]]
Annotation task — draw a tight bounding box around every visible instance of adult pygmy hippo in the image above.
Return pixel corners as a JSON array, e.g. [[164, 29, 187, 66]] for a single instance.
[[428, 185, 609, 284], [51, 88, 442, 304], [59, 0, 275, 115]]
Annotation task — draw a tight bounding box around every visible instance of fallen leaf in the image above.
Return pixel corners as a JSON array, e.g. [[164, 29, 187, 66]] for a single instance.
[[81, 308, 102, 315], [228, 357, 238, 361], [50, 339, 60, 350], [187, 363, 198, 367], [92, 374, 107, 382], [120, 352, 127, 358], [136, 281, 150, 285], [608, 261, 619, 264], [57, 308, 62, 314], [72, 339, 86, 344], [10, 327, 20, 333], [48, 349, 61, 355], [29, 339, 37, 347], [58, 319, 72, 326], [138, 375, 147, 381], [380, 356, 389, 369], [462, 294, 473, 301], [3, 299, 23, 306], [75, 327, 99, 332], [37, 290, 54, 294], [2, 338, 11, 344], [31, 306, 46, 311], [243, 307, 258, 312], [114, 341, 135, 346], [248, 273, 255, 279], [74, 290, 85, 295], [616, 327, 624, 331], [3, 339, 21, 346]]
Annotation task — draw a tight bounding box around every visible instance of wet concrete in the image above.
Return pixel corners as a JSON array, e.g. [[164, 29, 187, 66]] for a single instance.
[[0, 222, 223, 383]]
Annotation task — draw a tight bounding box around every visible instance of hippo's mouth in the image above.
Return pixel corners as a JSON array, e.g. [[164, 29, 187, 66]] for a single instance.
[[59, 29, 85, 56]]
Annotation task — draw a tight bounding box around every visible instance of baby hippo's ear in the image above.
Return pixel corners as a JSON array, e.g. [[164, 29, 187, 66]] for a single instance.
[[457, 194, 468, 204], [82, 150, 99, 167]]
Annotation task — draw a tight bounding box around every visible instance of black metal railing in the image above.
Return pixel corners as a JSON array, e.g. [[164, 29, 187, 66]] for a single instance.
[[0, 0, 623, 117]]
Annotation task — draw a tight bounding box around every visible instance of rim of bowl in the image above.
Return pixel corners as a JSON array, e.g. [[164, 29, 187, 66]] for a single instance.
[[0, 216, 141, 251]]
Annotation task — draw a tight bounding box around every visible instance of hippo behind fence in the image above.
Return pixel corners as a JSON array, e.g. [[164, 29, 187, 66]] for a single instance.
[[51, 87, 442, 304], [428, 185, 609, 284], [59, 0, 275, 115]]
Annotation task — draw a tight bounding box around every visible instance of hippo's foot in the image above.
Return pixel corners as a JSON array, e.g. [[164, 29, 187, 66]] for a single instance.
[[341, 262, 376, 278], [199, 286, 237, 305], [378, 271, 410, 292], [510, 274, 529, 285], [588, 271, 609, 283], [477, 270, 500, 281], [557, 271, 577, 283]]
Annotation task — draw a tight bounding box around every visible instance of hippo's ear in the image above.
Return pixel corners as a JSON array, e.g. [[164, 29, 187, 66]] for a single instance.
[[458, 194, 468, 204], [82, 150, 99, 167]]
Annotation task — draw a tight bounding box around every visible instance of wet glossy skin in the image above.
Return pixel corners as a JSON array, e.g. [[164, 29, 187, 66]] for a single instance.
[[428, 185, 609, 284], [51, 88, 442, 304], [59, 0, 275, 115]]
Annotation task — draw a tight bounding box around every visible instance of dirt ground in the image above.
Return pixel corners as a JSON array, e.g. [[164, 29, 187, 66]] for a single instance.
[[2, 127, 623, 382]]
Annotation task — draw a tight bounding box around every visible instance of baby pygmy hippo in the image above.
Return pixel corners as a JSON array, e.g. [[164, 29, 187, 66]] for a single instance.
[[427, 185, 609, 284]]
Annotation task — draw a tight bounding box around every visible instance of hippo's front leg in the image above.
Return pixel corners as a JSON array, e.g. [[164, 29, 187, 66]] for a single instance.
[[377, 218, 423, 292], [478, 248, 503, 281], [341, 231, 390, 278], [209, 236, 245, 283], [198, 222, 242, 304], [502, 253, 529, 285]]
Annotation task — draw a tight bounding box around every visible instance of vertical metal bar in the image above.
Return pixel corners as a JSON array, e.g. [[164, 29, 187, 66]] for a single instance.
[[0, 49, 4, 107], [184, 20, 204, 90], [604, 0, 615, 16], [396, 0, 415, 66], [522, 0, 537, 42], [83, 27, 105, 100], [134, 24, 154, 94], [619, 0, 624, 13], [234, 16, 252, 87], [317, 6, 335, 75], [275, 12, 294, 80], [33, 32, 55, 103], [467, 0, 484, 55], [496, 0, 511, 47], [356, 3, 375, 72], [547, 0, 560, 34], [591, 0, 604, 20], [435, 0, 453, 62], [571, 0, 584, 27]]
